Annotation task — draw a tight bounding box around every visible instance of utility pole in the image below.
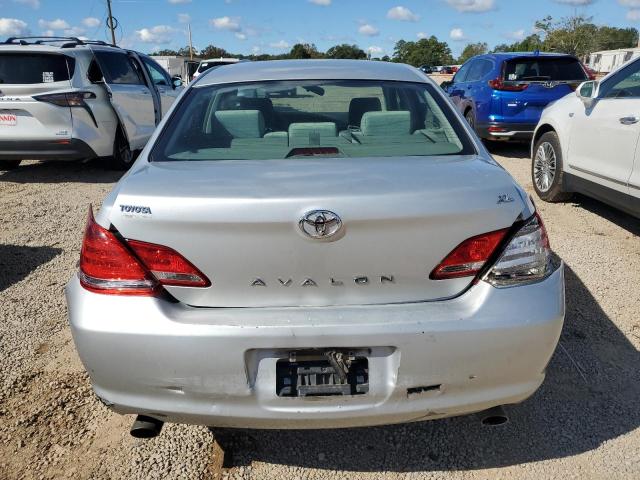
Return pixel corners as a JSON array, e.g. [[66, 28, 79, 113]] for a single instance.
[[188, 23, 193, 60], [106, 0, 117, 45]]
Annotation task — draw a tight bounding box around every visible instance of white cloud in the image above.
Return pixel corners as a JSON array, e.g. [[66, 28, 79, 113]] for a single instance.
[[38, 18, 70, 30], [446, 0, 495, 13], [269, 40, 290, 49], [82, 17, 100, 28], [13, 0, 40, 9], [135, 25, 175, 44], [387, 6, 419, 22], [251, 45, 261, 54], [504, 29, 525, 40], [620, 0, 640, 6], [41, 29, 54, 36], [417, 32, 427, 39], [449, 28, 467, 41], [210, 16, 241, 32], [0, 18, 29, 36], [358, 23, 379, 36], [627, 9, 640, 19], [64, 26, 86, 36], [168, 0, 191, 4], [367, 45, 384, 55], [309, 0, 331, 4], [235, 32, 247, 40], [177, 13, 191, 23]]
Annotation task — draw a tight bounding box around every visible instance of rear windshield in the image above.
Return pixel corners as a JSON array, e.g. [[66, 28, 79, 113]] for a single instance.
[[504, 57, 587, 82], [0, 53, 74, 84], [151, 80, 475, 162], [197, 61, 236, 73]]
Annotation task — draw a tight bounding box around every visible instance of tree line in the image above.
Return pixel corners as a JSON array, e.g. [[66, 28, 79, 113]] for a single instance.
[[152, 14, 638, 68]]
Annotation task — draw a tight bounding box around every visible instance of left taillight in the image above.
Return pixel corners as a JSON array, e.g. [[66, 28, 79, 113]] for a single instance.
[[79, 207, 210, 296], [34, 91, 96, 107]]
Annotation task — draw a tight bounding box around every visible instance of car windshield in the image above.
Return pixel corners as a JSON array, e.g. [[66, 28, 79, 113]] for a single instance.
[[504, 57, 587, 82], [151, 79, 474, 162]]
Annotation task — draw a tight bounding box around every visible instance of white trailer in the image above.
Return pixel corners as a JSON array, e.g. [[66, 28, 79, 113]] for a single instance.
[[588, 48, 640, 74], [150, 56, 200, 82]]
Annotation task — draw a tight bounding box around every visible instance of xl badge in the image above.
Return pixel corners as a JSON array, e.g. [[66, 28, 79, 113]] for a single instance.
[[299, 210, 343, 239]]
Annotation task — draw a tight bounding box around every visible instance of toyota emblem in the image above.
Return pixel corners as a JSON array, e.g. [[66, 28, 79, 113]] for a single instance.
[[299, 210, 343, 239]]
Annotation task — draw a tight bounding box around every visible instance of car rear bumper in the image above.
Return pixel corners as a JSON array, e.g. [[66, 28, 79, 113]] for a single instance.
[[66, 266, 564, 429], [476, 122, 536, 141], [0, 139, 97, 161]]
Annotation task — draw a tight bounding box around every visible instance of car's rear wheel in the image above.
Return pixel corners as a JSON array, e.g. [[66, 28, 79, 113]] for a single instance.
[[532, 131, 572, 202], [107, 128, 133, 171], [464, 109, 475, 131], [0, 160, 21, 170]]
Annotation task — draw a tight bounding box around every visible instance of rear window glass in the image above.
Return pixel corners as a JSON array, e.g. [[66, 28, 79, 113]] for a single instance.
[[151, 79, 475, 162], [504, 57, 587, 82], [0, 53, 74, 84]]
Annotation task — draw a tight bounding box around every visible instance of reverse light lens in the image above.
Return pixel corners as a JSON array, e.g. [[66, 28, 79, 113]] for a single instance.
[[79, 207, 157, 295], [430, 228, 510, 280], [127, 240, 211, 288], [484, 213, 553, 287]]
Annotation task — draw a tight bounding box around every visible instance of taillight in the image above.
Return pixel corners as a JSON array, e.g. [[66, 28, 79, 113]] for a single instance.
[[484, 212, 553, 287], [430, 228, 510, 280], [488, 78, 528, 92], [34, 91, 96, 107], [79, 207, 157, 296], [127, 240, 210, 288], [79, 206, 210, 295]]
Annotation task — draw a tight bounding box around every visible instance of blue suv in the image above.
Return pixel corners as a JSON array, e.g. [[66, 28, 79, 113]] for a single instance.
[[445, 52, 590, 141]]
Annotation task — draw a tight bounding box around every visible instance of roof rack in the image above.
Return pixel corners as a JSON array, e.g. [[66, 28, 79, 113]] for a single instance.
[[2, 36, 119, 49]]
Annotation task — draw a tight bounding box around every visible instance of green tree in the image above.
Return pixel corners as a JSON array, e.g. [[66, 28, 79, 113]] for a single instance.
[[492, 34, 544, 53], [595, 26, 638, 51], [199, 44, 230, 58], [325, 44, 367, 59], [177, 45, 198, 58], [458, 42, 488, 63], [392, 36, 453, 67], [150, 48, 178, 56], [289, 43, 322, 59], [535, 14, 597, 57]]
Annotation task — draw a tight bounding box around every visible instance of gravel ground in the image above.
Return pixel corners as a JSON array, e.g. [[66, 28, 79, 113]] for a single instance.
[[0, 149, 639, 480]]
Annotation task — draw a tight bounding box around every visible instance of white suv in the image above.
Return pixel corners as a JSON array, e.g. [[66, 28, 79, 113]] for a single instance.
[[532, 56, 640, 218], [0, 36, 184, 170]]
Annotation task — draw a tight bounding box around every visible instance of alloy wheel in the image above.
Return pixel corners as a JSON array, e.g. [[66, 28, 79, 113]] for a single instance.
[[533, 142, 557, 193]]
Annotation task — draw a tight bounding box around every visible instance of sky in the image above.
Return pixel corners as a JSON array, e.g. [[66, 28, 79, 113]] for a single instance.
[[1, 0, 639, 58]]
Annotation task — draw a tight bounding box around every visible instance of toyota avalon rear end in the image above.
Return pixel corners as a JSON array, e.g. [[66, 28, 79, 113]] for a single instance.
[[66, 60, 564, 432]]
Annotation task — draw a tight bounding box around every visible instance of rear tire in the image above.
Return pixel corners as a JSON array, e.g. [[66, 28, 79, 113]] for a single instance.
[[106, 128, 133, 171], [0, 160, 21, 170], [464, 109, 475, 132], [532, 131, 572, 202]]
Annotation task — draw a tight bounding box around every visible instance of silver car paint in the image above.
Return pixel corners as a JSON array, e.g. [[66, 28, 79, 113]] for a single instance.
[[68, 60, 561, 428]]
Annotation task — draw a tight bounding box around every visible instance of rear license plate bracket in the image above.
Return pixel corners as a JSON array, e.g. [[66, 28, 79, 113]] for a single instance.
[[276, 350, 369, 397]]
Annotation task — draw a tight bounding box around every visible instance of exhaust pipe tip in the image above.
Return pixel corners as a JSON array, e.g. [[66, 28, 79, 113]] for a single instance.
[[130, 415, 164, 439], [480, 405, 508, 426]]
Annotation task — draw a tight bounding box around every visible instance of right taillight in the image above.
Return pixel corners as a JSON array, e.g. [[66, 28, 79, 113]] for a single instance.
[[488, 78, 529, 92], [484, 212, 553, 287]]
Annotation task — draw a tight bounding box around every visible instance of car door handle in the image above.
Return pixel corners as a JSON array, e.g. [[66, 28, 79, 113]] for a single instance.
[[619, 116, 639, 125]]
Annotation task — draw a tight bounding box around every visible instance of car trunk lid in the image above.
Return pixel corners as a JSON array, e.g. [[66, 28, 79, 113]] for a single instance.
[[108, 156, 525, 307]]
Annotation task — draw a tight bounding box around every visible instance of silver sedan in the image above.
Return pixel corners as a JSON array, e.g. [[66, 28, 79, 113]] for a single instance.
[[66, 59, 564, 436]]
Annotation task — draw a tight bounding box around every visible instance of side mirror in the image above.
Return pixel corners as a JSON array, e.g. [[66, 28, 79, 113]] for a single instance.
[[171, 76, 183, 89], [440, 80, 453, 91], [577, 80, 599, 108]]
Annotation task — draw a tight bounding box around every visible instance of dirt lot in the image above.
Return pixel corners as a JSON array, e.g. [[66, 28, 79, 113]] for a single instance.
[[1, 147, 639, 480]]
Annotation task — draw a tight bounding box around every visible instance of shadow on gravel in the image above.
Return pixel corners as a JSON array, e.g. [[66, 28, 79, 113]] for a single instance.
[[0, 244, 62, 292], [213, 264, 640, 472], [484, 141, 530, 159], [570, 194, 640, 236], [0, 160, 123, 184]]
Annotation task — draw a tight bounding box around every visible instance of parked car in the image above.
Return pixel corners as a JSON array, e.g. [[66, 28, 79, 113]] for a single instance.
[[445, 52, 589, 142], [191, 57, 243, 79], [532, 56, 640, 218], [419, 64, 434, 74], [66, 59, 564, 436], [0, 36, 183, 170]]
